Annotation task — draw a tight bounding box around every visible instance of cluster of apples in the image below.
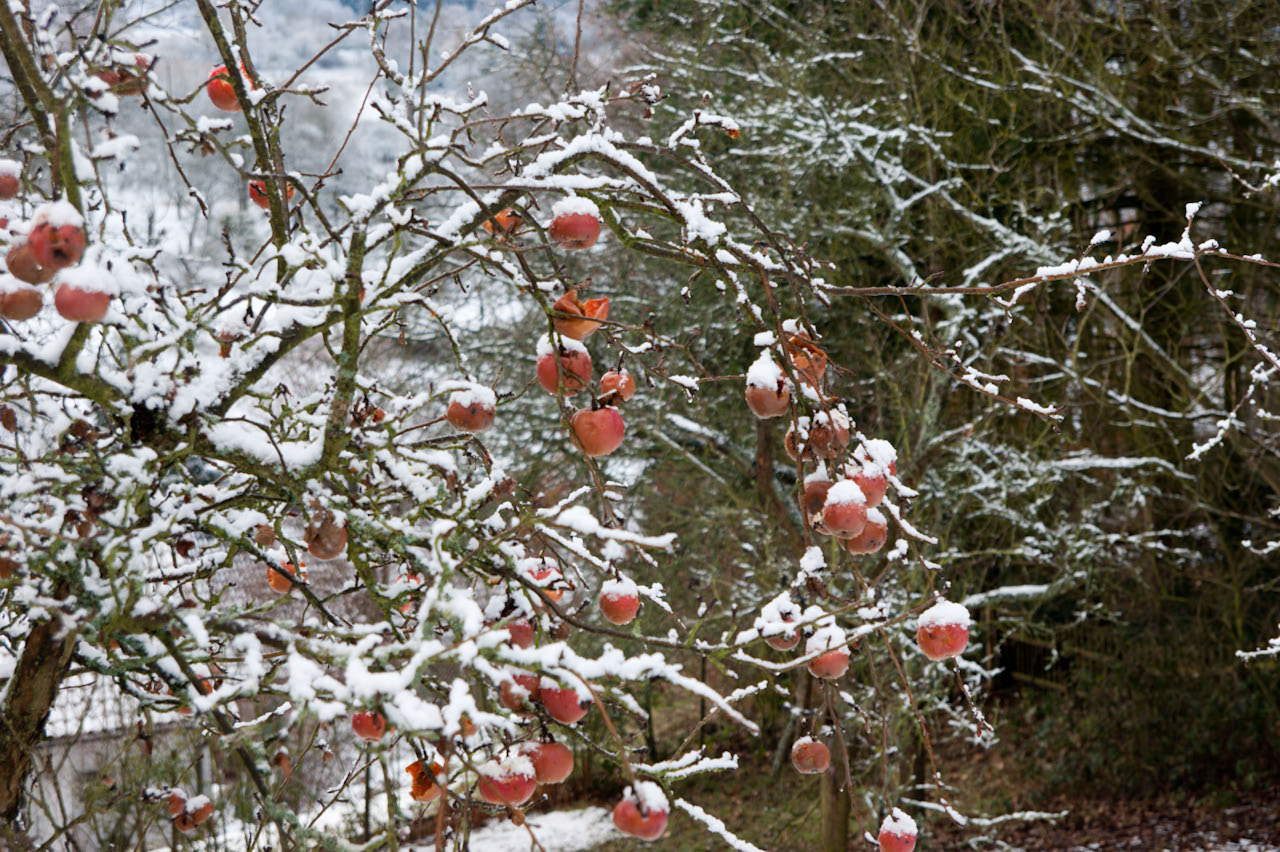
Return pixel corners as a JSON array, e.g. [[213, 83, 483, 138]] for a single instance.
[[519, 197, 636, 459], [204, 63, 297, 210], [256, 506, 348, 593], [0, 192, 108, 324], [745, 330, 900, 557]]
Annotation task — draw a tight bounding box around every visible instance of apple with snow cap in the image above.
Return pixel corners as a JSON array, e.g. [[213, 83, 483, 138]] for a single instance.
[[612, 781, 669, 841], [790, 736, 831, 774], [499, 670, 540, 713], [570, 406, 625, 457], [476, 753, 537, 806], [842, 507, 888, 554], [806, 626, 850, 679], [538, 678, 590, 725], [599, 576, 640, 625], [352, 711, 386, 742], [745, 350, 791, 418], [548, 197, 602, 250], [600, 369, 636, 402], [0, 160, 19, 199], [53, 265, 114, 323], [916, 600, 971, 661], [525, 558, 566, 603], [757, 594, 803, 651], [552, 289, 609, 339], [536, 334, 592, 395], [878, 807, 918, 852], [521, 740, 574, 784], [446, 383, 497, 432], [819, 479, 868, 539], [28, 203, 86, 271]]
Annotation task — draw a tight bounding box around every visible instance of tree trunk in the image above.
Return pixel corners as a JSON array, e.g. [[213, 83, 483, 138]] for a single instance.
[[0, 609, 78, 823], [820, 760, 851, 851]]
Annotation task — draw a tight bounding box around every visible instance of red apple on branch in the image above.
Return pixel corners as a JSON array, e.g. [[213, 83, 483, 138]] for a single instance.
[[570, 406, 625, 457], [548, 197, 601, 250], [612, 781, 669, 841], [476, 754, 536, 806], [522, 740, 574, 784], [599, 576, 640, 625], [536, 335, 592, 395], [916, 600, 971, 661], [552, 289, 609, 339], [445, 383, 497, 432], [790, 737, 831, 774], [878, 808, 918, 852]]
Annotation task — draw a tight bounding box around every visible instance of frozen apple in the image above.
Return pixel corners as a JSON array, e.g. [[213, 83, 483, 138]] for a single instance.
[[406, 759, 444, 802], [482, 207, 521, 237], [599, 576, 640, 625], [6, 244, 52, 285], [806, 627, 850, 679], [445, 383, 497, 432], [521, 740, 574, 784], [304, 508, 347, 560], [612, 781, 668, 841], [818, 479, 867, 539], [28, 203, 86, 270], [53, 266, 115, 323], [499, 670, 540, 714], [536, 335, 592, 395], [785, 331, 828, 386], [790, 736, 831, 774], [745, 350, 791, 418], [504, 617, 535, 649], [843, 508, 888, 554], [207, 63, 254, 112], [802, 465, 833, 519], [548, 197, 601, 250], [248, 179, 296, 210], [570, 406, 625, 457], [0, 160, 19, 199], [552, 289, 609, 339], [352, 710, 386, 742], [267, 561, 301, 594], [538, 678, 590, 725], [784, 409, 851, 462], [916, 600, 970, 661], [878, 807, 918, 852], [0, 285, 42, 321], [600, 369, 636, 402], [524, 558, 566, 603], [476, 753, 536, 806]]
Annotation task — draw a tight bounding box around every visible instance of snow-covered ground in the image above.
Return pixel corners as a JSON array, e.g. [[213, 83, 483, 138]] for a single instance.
[[460, 806, 616, 852]]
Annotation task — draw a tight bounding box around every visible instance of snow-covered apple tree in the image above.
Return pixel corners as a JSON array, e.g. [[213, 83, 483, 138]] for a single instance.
[[3, 1, 1279, 851]]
